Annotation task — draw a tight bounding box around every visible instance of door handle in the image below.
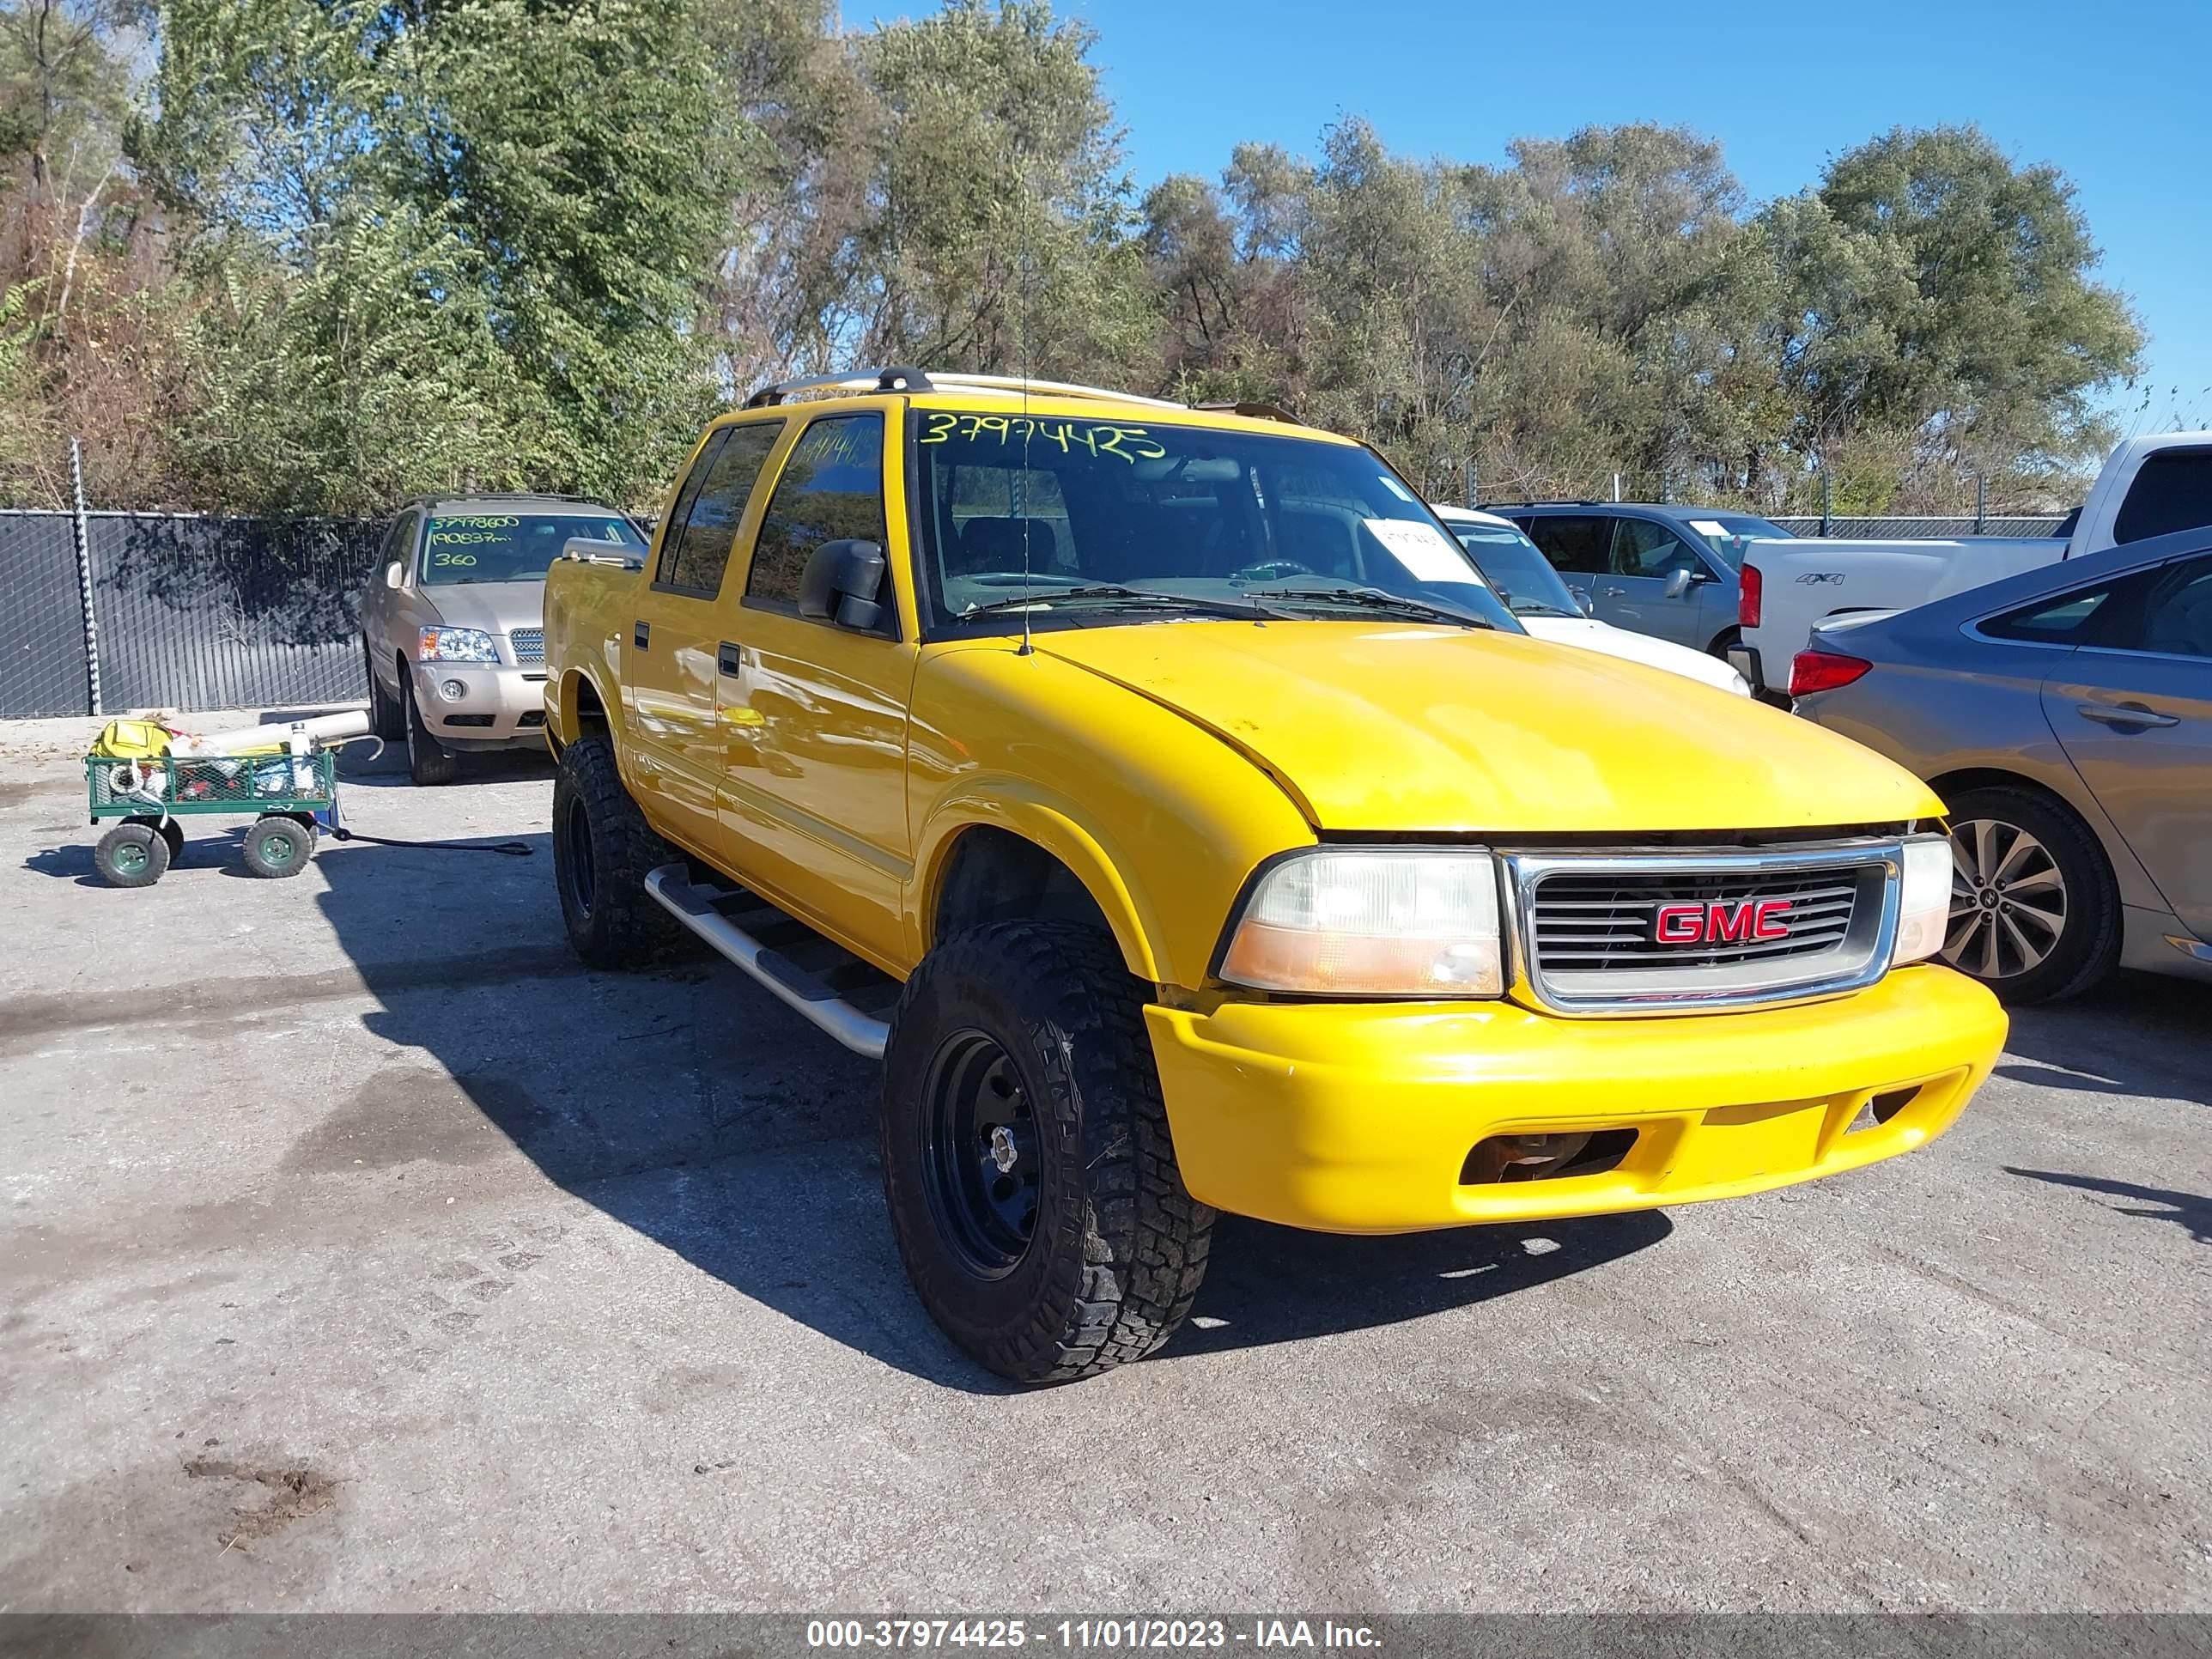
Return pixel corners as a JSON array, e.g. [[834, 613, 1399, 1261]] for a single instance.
[[1600, 586, 1627, 599], [2077, 702, 2177, 729], [717, 641, 743, 677], [633, 620, 650, 650]]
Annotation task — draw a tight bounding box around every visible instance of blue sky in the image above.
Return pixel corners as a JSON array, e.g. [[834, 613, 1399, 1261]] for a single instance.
[[1044, 0, 2211, 434]]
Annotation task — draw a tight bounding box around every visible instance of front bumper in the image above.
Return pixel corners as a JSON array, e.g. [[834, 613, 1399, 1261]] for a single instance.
[[410, 662, 550, 750], [1145, 963, 2005, 1233]]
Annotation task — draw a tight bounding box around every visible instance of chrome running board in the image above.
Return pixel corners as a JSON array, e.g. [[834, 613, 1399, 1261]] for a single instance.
[[643, 864, 893, 1059]]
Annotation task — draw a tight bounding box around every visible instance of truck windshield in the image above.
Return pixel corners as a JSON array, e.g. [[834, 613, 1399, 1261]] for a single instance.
[[420, 513, 643, 585], [1447, 523, 1584, 618], [1681, 514, 1792, 568], [912, 411, 1519, 635]]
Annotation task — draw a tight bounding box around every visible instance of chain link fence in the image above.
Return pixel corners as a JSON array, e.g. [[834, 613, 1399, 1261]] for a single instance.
[[1, 510, 382, 718]]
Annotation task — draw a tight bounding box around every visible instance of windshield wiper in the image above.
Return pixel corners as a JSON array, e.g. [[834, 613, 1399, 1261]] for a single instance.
[[1248, 584, 1495, 629], [954, 585, 1285, 623], [1512, 603, 1580, 619]]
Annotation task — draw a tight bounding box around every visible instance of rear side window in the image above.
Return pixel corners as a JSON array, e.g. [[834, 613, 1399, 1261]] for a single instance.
[[1981, 584, 2118, 645], [2113, 448, 2212, 544], [747, 414, 888, 612], [2100, 554, 2212, 658], [656, 422, 783, 594], [1522, 514, 1610, 575]]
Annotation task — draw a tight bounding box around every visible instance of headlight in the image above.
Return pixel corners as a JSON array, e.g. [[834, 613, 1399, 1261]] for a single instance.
[[418, 625, 500, 663], [1218, 849, 1503, 998], [1892, 835, 1954, 966]]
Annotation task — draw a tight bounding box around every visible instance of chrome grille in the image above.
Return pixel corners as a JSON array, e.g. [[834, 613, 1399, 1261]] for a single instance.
[[507, 627, 545, 665], [1504, 843, 1900, 1016]]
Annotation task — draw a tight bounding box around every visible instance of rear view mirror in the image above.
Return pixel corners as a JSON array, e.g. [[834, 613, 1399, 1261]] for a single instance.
[[383, 561, 404, 589], [1662, 568, 1696, 601], [1575, 588, 1595, 617], [799, 539, 889, 632]]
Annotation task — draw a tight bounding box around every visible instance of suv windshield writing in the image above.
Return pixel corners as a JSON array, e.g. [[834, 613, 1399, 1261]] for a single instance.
[[422, 513, 643, 585], [913, 412, 1518, 635]]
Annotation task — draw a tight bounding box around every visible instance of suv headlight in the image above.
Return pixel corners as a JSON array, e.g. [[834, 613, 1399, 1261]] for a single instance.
[[1893, 835, 1954, 966], [418, 625, 500, 664], [1218, 849, 1503, 998]]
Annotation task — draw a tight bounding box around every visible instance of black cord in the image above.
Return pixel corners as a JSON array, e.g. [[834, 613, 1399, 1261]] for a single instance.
[[331, 828, 534, 857]]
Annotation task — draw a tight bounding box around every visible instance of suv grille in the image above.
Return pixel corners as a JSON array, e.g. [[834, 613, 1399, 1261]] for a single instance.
[[1504, 844, 1899, 1016], [507, 628, 545, 665]]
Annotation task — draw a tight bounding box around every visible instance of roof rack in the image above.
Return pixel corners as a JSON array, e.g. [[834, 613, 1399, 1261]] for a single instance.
[[1192, 399, 1303, 426], [740, 367, 1187, 411], [1476, 500, 1603, 510]]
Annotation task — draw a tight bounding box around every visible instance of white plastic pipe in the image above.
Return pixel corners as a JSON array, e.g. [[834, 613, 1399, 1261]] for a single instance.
[[176, 710, 372, 757]]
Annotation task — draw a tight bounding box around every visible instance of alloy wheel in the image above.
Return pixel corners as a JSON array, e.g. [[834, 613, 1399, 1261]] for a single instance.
[[1945, 817, 2069, 980]]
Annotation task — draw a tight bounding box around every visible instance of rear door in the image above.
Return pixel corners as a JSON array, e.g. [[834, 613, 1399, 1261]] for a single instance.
[[626, 419, 787, 858], [2039, 550, 2212, 937], [1516, 514, 1610, 613], [1601, 516, 1707, 645]]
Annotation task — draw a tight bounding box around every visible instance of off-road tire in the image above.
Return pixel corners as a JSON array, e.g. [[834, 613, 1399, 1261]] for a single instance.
[[1942, 784, 2121, 1004], [552, 734, 688, 969], [95, 822, 170, 888], [128, 812, 185, 867], [367, 642, 405, 741], [242, 814, 314, 879], [882, 921, 1214, 1383], [404, 678, 459, 787]]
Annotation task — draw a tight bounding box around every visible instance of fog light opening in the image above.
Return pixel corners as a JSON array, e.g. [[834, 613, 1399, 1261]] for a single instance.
[[439, 678, 468, 702], [1848, 1086, 1921, 1133], [1460, 1128, 1637, 1186]]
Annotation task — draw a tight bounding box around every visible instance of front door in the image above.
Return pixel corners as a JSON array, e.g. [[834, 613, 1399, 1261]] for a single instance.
[[1601, 518, 1708, 646], [718, 408, 919, 971], [624, 419, 786, 859], [2040, 550, 2212, 939]]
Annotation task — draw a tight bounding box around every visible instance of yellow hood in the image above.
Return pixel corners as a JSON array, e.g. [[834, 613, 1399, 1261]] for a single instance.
[[1036, 621, 1942, 834]]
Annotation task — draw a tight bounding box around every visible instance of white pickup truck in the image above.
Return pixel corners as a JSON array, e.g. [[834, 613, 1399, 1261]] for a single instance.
[[1732, 432, 2212, 697]]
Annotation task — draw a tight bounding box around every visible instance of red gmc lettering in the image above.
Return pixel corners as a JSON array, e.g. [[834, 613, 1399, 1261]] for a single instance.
[[1652, 899, 1794, 945]]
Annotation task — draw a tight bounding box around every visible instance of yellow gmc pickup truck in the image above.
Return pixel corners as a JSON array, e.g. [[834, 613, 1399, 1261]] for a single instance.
[[541, 368, 2007, 1382]]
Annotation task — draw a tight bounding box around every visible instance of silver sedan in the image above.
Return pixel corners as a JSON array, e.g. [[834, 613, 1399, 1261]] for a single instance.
[[1790, 526, 2212, 1002]]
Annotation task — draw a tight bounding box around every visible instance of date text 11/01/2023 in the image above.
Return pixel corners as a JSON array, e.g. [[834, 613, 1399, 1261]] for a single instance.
[[805, 1620, 1382, 1650]]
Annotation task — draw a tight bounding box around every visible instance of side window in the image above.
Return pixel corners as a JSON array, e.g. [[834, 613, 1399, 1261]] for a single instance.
[[2113, 449, 2212, 545], [382, 511, 418, 575], [748, 414, 888, 614], [2112, 556, 2212, 659], [1981, 582, 2118, 645], [1522, 514, 1609, 575], [655, 422, 782, 595], [1613, 518, 1701, 579]]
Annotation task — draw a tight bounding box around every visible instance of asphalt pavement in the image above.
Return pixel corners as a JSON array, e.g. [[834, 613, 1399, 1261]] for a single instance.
[[1, 714, 2206, 1613]]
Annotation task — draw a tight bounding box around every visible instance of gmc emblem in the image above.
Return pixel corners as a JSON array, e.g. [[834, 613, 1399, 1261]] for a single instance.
[[1654, 899, 1793, 945]]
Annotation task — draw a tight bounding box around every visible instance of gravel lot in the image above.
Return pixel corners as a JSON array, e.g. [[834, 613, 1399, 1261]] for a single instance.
[[2, 713, 2208, 1614]]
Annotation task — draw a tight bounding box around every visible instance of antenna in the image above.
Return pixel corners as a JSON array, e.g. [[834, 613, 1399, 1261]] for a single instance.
[[1016, 161, 1036, 658]]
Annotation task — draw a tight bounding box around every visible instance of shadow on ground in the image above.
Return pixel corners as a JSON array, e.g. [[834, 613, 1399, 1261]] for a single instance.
[[2006, 1167, 2212, 1246], [305, 830, 1670, 1392], [1996, 969, 2210, 1109]]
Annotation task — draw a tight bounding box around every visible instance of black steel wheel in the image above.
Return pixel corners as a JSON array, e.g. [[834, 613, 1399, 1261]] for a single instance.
[[882, 921, 1214, 1383], [550, 734, 688, 969], [922, 1030, 1043, 1276]]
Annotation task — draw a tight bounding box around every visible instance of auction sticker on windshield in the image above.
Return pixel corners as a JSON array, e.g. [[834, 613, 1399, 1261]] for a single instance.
[[1364, 518, 1480, 584]]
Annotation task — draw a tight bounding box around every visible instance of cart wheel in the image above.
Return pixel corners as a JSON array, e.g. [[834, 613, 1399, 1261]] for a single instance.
[[95, 822, 172, 888], [127, 813, 186, 867], [243, 814, 314, 878]]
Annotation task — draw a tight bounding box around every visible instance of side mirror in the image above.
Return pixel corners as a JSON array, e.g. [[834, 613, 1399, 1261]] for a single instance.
[[1574, 588, 1595, 617], [383, 561, 404, 589], [560, 536, 641, 570], [799, 538, 888, 632], [1662, 568, 1696, 601]]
